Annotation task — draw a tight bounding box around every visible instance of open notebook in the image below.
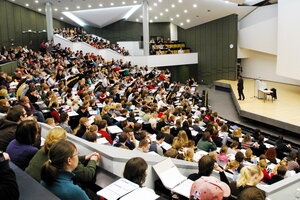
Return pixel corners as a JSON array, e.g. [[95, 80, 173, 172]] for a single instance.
[[97, 178, 159, 200], [153, 158, 194, 198]]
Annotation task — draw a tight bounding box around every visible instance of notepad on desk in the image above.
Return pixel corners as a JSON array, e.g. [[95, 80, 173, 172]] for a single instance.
[[153, 158, 194, 198], [107, 125, 123, 134], [96, 178, 139, 200], [120, 187, 159, 200]]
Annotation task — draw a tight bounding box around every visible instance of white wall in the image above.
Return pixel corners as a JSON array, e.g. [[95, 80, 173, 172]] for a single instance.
[[241, 49, 300, 85], [276, 0, 300, 81], [170, 23, 178, 41], [238, 4, 300, 85], [117, 41, 143, 56]]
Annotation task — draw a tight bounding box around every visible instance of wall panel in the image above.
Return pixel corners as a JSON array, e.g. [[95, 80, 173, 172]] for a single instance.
[[178, 14, 238, 84]]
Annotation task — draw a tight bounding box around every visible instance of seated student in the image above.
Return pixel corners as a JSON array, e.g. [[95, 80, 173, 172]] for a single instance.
[[40, 140, 90, 200], [225, 160, 240, 175], [59, 112, 72, 133], [227, 140, 240, 155], [217, 145, 230, 164], [82, 125, 98, 140], [252, 135, 267, 157], [229, 165, 265, 199], [44, 118, 56, 127], [50, 102, 61, 123], [164, 148, 179, 158], [134, 139, 149, 153], [287, 151, 300, 172], [265, 147, 277, 164], [73, 117, 89, 138], [268, 164, 287, 185], [259, 159, 271, 183], [149, 132, 165, 156], [241, 134, 254, 149], [197, 132, 217, 152], [6, 120, 39, 170], [86, 131, 97, 143], [235, 151, 245, 172], [114, 129, 136, 150], [97, 120, 113, 144], [188, 155, 229, 184], [238, 187, 266, 200], [123, 157, 149, 188], [184, 148, 194, 162], [0, 99, 10, 113], [190, 176, 231, 200], [220, 124, 229, 146], [244, 148, 257, 164], [0, 151, 20, 200]]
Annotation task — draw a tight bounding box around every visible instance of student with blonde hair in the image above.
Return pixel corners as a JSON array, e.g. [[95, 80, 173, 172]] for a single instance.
[[225, 160, 240, 174], [184, 148, 194, 162], [73, 117, 89, 138], [229, 165, 265, 198]]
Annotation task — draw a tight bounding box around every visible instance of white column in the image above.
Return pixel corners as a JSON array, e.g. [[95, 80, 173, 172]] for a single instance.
[[45, 2, 54, 41], [170, 23, 178, 41], [142, 0, 150, 56]]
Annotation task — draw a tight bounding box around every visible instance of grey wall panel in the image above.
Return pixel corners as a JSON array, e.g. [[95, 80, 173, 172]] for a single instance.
[[178, 14, 238, 84]]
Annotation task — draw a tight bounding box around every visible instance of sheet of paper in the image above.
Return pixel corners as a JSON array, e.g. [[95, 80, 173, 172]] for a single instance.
[[160, 142, 172, 151], [97, 137, 109, 144], [107, 125, 123, 134], [157, 163, 187, 189], [172, 179, 194, 198], [120, 188, 159, 200], [96, 178, 139, 200]]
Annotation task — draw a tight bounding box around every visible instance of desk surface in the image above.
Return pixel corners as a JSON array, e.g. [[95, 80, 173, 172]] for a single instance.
[[10, 162, 60, 200]]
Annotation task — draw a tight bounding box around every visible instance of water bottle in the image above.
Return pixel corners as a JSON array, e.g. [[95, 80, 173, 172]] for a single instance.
[[97, 108, 100, 116]]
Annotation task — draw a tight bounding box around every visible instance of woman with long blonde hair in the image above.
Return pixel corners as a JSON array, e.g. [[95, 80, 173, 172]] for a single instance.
[[229, 165, 265, 198]]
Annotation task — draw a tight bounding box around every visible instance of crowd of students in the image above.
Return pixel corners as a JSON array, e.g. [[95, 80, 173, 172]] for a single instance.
[[0, 34, 299, 200], [54, 27, 130, 56]]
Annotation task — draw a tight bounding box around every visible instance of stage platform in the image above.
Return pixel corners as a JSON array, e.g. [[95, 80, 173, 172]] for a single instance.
[[214, 78, 300, 134]]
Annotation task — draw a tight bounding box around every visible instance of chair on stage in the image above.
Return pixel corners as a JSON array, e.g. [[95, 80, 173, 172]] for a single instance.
[[266, 88, 277, 102]]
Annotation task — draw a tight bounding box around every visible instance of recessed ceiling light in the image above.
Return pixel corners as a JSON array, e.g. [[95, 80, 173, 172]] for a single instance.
[[154, 3, 157, 6], [180, 23, 183, 25], [149, 7, 152, 11], [184, 10, 187, 13], [171, 4, 175, 8], [158, 0, 162, 2], [11, 0, 15, 1], [150, 20, 153, 23], [111, 3, 114, 6], [176, 14, 180, 17], [140, 15, 143, 18], [160, 12, 163, 16], [88, 5, 91, 8], [136, 18, 139, 22], [60, 17, 64, 20], [178, 0, 182, 3], [186, 19, 190, 23], [193, 4, 197, 8], [54, 8, 58, 11], [225, 1, 229, 3], [38, 8, 42, 12], [35, 0, 39, 3], [65, 7, 69, 10], [154, 16, 158, 19], [99, 4, 103, 7], [76, 6, 80, 9], [170, 18, 173, 21], [122, 1, 126, 5], [25, 3, 29, 7], [165, 8, 169, 12], [133, 0, 137, 3]]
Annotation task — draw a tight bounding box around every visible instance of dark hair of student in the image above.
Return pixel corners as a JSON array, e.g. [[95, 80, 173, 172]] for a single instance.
[[15, 120, 38, 145], [123, 157, 148, 187], [238, 187, 266, 200], [60, 112, 69, 122], [6, 105, 25, 122], [198, 155, 215, 176], [41, 140, 76, 184]]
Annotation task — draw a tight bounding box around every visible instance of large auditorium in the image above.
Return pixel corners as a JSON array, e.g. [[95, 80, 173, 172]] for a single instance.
[[0, 0, 299, 200]]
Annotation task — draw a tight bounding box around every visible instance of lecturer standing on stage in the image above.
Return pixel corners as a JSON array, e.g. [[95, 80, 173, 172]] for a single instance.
[[237, 76, 245, 100]]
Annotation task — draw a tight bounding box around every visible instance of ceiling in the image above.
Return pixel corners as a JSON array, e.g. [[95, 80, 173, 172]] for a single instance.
[[9, 0, 266, 29]]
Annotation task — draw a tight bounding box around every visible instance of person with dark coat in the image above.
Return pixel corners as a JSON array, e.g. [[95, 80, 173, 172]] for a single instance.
[[237, 75, 245, 100], [0, 105, 26, 151], [0, 152, 19, 200]]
